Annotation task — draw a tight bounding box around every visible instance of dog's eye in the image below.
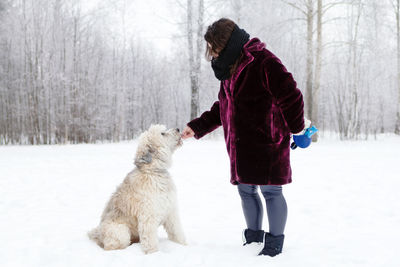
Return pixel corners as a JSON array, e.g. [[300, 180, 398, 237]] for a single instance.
[[161, 132, 166, 136]]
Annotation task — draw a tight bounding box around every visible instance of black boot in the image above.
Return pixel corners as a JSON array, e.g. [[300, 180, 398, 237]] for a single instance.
[[242, 229, 264, 246], [258, 233, 284, 256]]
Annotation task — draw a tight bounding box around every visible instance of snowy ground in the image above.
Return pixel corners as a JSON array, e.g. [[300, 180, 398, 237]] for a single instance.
[[1, 134, 400, 267]]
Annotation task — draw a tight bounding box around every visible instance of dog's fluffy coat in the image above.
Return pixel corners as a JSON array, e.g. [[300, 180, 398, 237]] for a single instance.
[[88, 125, 186, 254]]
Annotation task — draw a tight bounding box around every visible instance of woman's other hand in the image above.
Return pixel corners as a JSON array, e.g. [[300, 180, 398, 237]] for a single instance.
[[181, 126, 195, 139]]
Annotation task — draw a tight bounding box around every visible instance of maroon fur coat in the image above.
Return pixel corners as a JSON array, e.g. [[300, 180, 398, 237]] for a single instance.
[[187, 38, 304, 185]]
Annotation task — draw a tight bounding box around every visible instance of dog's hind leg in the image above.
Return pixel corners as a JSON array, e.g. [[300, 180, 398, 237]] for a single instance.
[[88, 227, 104, 248], [163, 210, 187, 245], [138, 217, 159, 254], [102, 222, 131, 250]]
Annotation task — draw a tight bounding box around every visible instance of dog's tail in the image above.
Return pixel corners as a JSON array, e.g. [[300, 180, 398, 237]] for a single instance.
[[88, 227, 103, 247]]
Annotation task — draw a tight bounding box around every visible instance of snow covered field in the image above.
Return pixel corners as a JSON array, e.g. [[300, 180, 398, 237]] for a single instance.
[[1, 135, 400, 267]]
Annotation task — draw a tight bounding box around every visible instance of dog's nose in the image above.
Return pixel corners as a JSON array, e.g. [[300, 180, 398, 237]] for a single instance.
[[176, 128, 180, 132]]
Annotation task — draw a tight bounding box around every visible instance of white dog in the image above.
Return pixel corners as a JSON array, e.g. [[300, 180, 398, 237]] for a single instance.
[[88, 124, 186, 254]]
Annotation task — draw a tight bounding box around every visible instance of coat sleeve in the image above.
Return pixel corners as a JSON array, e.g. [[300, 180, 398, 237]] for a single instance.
[[263, 57, 305, 134], [186, 101, 222, 139]]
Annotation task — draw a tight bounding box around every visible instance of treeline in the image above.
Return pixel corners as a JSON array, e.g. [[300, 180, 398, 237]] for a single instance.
[[1, 0, 399, 145], [0, 0, 191, 144]]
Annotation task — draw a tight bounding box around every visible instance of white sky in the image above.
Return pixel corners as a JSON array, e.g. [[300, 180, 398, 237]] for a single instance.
[[83, 0, 181, 52]]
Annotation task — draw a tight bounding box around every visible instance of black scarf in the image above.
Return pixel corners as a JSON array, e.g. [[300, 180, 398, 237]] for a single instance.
[[211, 25, 250, 81]]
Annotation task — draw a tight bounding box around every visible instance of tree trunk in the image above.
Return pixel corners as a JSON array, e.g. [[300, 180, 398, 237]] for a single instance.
[[312, 0, 322, 141], [305, 0, 314, 123], [347, 1, 362, 139], [187, 0, 203, 121], [395, 0, 400, 134]]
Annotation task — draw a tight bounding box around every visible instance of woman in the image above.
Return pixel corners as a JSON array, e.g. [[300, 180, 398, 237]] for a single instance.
[[181, 18, 305, 257]]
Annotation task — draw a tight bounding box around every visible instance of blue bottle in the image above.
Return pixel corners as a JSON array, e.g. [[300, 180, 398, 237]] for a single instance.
[[290, 126, 318, 150]]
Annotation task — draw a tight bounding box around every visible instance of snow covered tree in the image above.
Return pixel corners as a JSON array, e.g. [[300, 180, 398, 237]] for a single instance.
[[392, 0, 400, 135], [187, 0, 204, 120]]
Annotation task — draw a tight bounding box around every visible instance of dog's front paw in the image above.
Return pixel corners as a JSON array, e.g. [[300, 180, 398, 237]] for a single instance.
[[169, 235, 187, 246], [142, 245, 158, 254], [179, 240, 188, 246]]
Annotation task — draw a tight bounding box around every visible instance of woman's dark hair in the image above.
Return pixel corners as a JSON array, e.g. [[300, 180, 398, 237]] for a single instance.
[[204, 18, 236, 61]]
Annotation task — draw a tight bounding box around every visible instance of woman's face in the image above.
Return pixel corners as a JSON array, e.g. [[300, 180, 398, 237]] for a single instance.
[[208, 42, 220, 58]]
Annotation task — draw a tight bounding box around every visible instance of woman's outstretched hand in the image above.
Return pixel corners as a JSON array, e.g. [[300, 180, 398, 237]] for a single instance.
[[181, 126, 195, 139]]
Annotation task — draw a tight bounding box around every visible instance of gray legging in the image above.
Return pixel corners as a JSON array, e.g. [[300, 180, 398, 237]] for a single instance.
[[237, 183, 287, 236]]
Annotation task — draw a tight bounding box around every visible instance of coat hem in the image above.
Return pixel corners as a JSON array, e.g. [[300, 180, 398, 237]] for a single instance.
[[231, 177, 292, 186]]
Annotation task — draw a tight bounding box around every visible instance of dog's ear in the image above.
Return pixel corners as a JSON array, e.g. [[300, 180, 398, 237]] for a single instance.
[[134, 145, 154, 167]]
